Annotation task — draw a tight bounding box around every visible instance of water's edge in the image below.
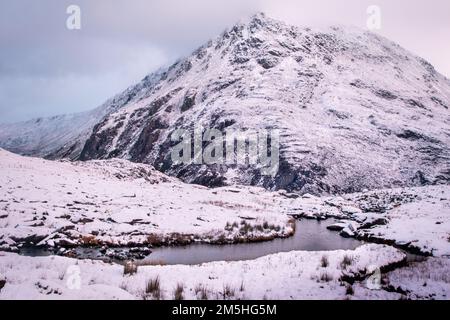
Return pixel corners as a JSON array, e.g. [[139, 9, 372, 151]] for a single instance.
[[17, 219, 362, 265], [15, 219, 425, 266]]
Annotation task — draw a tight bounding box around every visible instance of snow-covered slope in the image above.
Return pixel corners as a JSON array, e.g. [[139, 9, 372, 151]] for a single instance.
[[77, 13, 450, 194], [0, 149, 294, 253], [293, 185, 450, 256], [0, 111, 98, 159], [0, 70, 167, 159]]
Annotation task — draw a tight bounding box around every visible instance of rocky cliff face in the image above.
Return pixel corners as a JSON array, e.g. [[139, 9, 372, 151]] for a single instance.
[[2, 13, 450, 194]]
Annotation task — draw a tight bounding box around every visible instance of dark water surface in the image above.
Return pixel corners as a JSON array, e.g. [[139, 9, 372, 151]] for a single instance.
[[144, 219, 363, 265], [19, 219, 366, 265]]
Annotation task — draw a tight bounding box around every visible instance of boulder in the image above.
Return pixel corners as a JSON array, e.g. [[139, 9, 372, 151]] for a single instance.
[[326, 222, 348, 231], [340, 227, 355, 238], [341, 206, 362, 215]]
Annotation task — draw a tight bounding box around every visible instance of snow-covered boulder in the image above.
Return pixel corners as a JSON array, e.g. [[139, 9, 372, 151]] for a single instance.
[[341, 206, 362, 215], [339, 221, 360, 238], [340, 227, 355, 238], [326, 222, 348, 231]]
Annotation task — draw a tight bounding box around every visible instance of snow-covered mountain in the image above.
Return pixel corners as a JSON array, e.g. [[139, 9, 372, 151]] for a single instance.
[[0, 70, 166, 159], [0, 111, 98, 159], [2, 13, 450, 194]]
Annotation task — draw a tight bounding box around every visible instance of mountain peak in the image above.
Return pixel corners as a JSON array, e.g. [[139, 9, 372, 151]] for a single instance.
[[225, 12, 288, 39], [237, 12, 269, 24], [245, 12, 273, 25]]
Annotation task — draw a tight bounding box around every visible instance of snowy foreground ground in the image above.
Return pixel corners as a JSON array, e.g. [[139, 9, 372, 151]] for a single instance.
[[0, 149, 449, 299], [0, 244, 407, 300]]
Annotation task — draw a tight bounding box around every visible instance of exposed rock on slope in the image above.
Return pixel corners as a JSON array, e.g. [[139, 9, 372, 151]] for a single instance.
[[78, 14, 450, 194]]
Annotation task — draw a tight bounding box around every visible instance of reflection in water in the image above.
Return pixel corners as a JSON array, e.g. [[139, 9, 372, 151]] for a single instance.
[[145, 219, 363, 265]]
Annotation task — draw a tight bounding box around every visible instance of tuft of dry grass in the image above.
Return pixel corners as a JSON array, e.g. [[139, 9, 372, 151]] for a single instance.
[[145, 276, 162, 300], [288, 218, 297, 233], [0, 278, 6, 291], [346, 284, 354, 295], [320, 255, 329, 268], [217, 233, 227, 243], [320, 272, 333, 282], [222, 284, 235, 299], [340, 255, 354, 270], [80, 235, 101, 246], [239, 221, 254, 234], [225, 222, 233, 231], [123, 261, 138, 276], [173, 283, 184, 300], [225, 221, 244, 232], [239, 280, 245, 292], [238, 220, 284, 236], [171, 233, 192, 245], [194, 284, 209, 300], [146, 233, 164, 245], [255, 224, 264, 232]]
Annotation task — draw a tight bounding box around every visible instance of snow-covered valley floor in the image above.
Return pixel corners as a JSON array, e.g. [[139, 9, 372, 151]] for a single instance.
[[0, 149, 449, 300]]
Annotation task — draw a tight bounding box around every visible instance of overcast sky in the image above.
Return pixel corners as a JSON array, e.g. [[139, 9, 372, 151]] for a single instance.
[[1, 0, 449, 123]]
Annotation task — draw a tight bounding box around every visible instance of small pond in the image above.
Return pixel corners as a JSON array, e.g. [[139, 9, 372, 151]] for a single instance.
[[18, 219, 366, 265], [142, 219, 363, 265]]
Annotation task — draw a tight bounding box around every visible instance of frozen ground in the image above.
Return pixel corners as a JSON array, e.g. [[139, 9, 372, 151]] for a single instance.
[[294, 185, 450, 256], [382, 257, 450, 300], [0, 149, 294, 254], [0, 244, 408, 300]]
